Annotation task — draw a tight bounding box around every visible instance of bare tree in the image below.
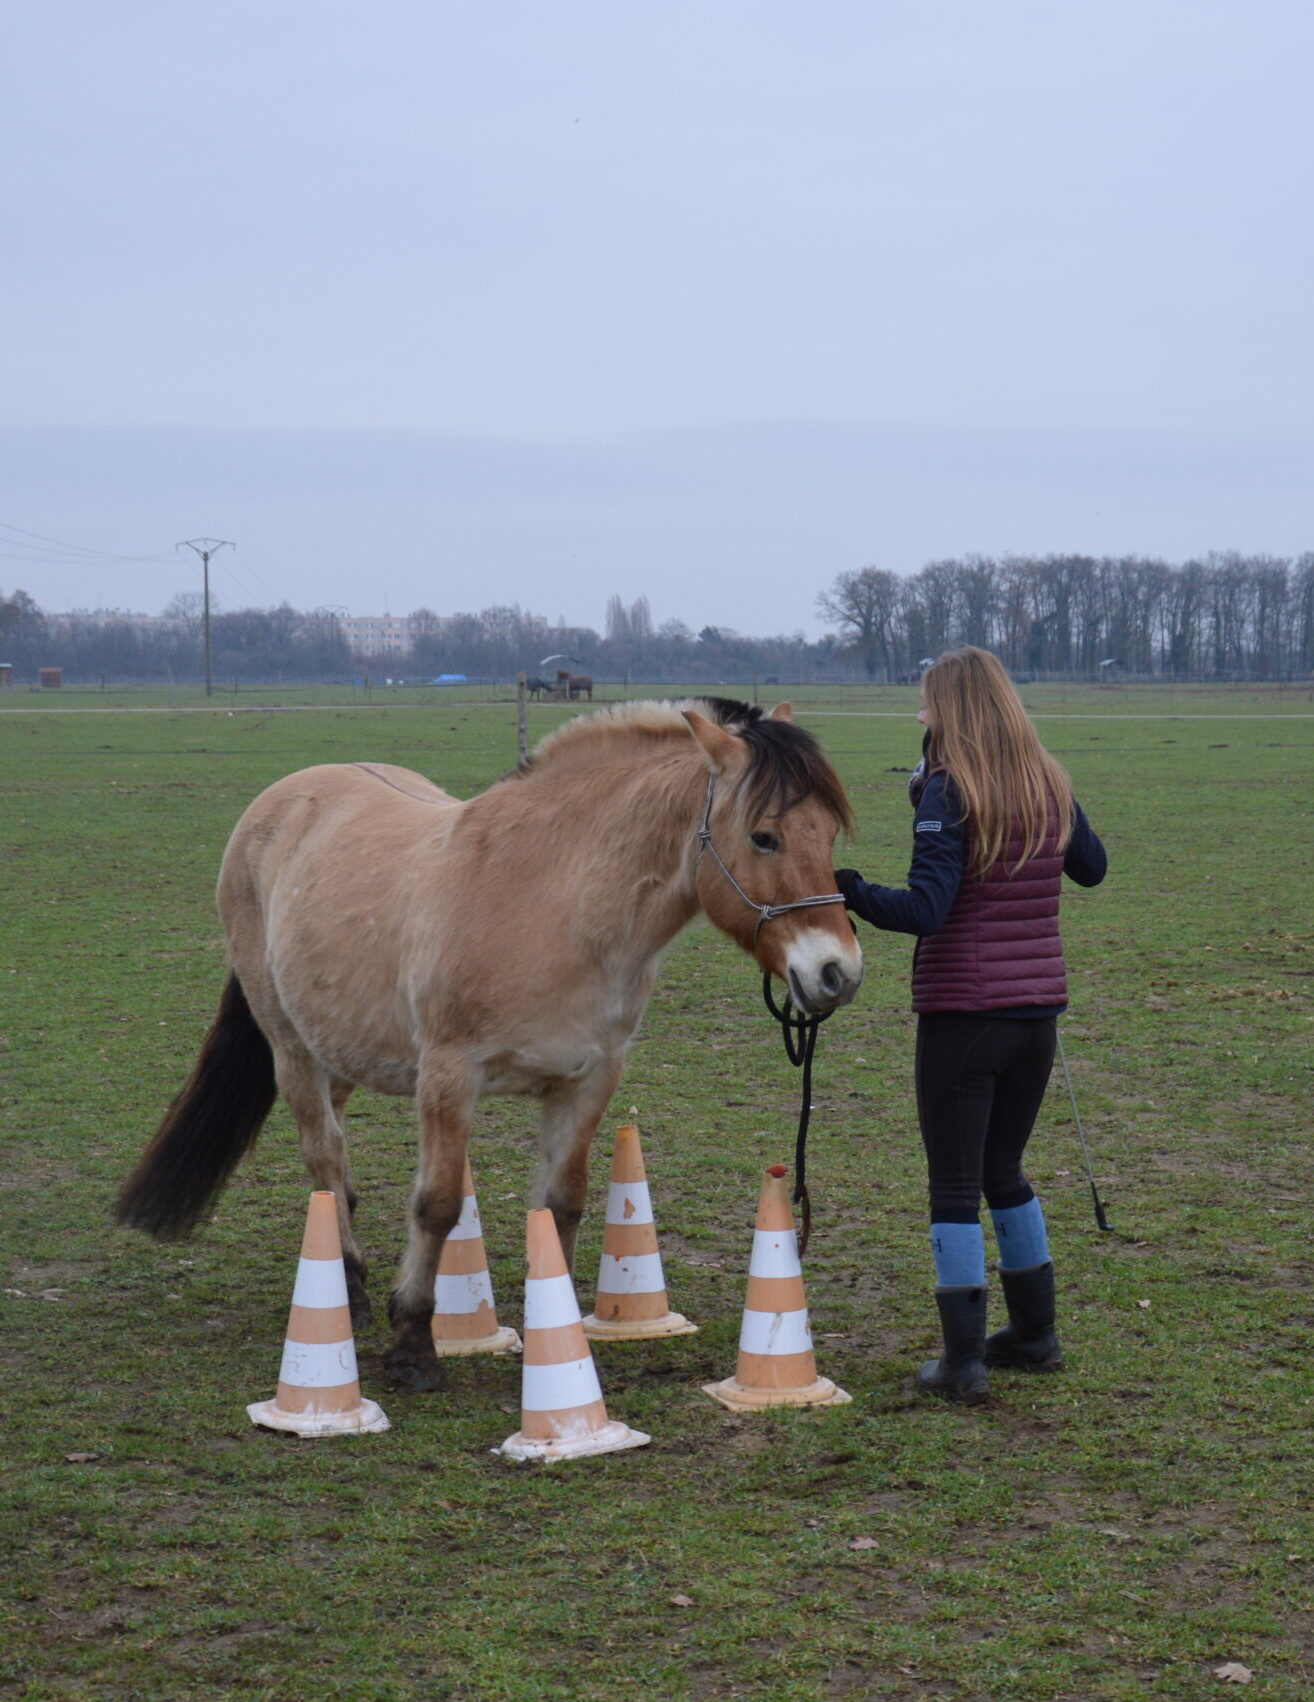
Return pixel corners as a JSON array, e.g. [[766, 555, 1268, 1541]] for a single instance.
[[816, 566, 902, 680], [629, 596, 652, 641], [162, 591, 208, 640]]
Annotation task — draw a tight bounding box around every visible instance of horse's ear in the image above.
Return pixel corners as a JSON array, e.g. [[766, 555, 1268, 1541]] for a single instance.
[[682, 709, 742, 774], [769, 702, 794, 722]]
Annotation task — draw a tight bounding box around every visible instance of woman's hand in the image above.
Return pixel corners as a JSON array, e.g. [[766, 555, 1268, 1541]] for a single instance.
[[833, 868, 864, 909]]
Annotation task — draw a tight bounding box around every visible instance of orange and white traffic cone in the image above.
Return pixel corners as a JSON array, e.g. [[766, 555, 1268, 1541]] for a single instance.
[[247, 1191, 390, 1437], [582, 1125, 697, 1341], [495, 1209, 650, 1462], [702, 1164, 851, 1412], [431, 1161, 522, 1356]]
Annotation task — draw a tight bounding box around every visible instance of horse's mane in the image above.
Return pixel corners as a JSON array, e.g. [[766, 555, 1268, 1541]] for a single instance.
[[519, 697, 852, 831]]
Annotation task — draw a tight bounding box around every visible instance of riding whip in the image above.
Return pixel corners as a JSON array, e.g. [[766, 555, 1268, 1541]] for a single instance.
[[1056, 1027, 1113, 1232]]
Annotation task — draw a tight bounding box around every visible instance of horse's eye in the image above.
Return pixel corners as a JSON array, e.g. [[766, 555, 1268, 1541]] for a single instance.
[[750, 830, 780, 854]]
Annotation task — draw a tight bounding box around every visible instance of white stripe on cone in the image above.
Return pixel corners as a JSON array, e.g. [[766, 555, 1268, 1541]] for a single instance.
[[446, 1193, 483, 1241], [525, 1271, 583, 1330], [291, 1258, 351, 1310], [519, 1356, 606, 1413], [435, 1268, 496, 1312], [749, 1226, 802, 1275], [606, 1178, 654, 1224], [277, 1336, 361, 1389], [596, 1250, 666, 1295], [737, 1307, 815, 1357]]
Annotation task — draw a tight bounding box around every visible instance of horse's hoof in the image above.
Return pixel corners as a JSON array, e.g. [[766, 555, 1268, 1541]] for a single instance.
[[385, 1352, 447, 1393]]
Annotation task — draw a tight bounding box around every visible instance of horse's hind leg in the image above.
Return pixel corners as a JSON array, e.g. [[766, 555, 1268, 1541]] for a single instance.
[[386, 1057, 475, 1390], [273, 1048, 371, 1328], [534, 1056, 626, 1270], [327, 1075, 370, 1322]]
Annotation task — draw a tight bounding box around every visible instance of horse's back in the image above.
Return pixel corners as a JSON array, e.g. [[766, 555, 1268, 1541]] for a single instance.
[[229, 761, 456, 836], [219, 762, 461, 942], [217, 762, 467, 1089]]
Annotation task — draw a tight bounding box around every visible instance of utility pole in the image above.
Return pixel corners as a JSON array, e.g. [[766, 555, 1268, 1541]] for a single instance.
[[176, 538, 233, 697]]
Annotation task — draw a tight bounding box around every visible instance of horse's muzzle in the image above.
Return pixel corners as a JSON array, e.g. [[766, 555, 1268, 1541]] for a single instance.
[[784, 937, 864, 1016]]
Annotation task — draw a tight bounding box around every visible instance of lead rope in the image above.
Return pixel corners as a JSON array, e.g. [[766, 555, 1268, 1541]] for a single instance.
[[695, 770, 846, 1256], [762, 972, 832, 1256]]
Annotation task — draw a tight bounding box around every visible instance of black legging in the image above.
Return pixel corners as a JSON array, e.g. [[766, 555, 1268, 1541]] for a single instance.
[[914, 1013, 1058, 1222]]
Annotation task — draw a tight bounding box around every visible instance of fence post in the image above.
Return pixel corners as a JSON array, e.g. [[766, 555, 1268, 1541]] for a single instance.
[[517, 673, 528, 763]]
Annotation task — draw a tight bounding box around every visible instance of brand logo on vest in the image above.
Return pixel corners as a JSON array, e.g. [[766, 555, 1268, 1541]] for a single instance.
[[915, 819, 942, 833]]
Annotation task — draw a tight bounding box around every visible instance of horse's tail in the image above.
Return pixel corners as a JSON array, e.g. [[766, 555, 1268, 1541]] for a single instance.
[[116, 973, 277, 1240]]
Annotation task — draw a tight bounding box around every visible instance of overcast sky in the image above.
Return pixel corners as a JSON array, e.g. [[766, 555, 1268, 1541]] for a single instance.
[[3, 2, 1311, 636]]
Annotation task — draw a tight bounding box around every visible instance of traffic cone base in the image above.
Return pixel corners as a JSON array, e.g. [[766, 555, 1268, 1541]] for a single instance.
[[433, 1320, 523, 1357], [247, 1391, 392, 1436], [494, 1211, 650, 1462], [701, 1373, 851, 1412], [582, 1309, 697, 1340], [431, 1164, 522, 1357], [580, 1126, 698, 1342], [496, 1416, 651, 1462], [702, 1165, 850, 1413], [248, 1191, 390, 1438]]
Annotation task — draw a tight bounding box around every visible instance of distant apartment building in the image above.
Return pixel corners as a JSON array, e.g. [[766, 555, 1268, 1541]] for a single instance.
[[50, 610, 183, 632], [339, 614, 412, 655]]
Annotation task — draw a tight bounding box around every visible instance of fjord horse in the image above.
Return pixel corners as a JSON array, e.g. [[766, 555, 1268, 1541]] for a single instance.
[[118, 699, 862, 1387]]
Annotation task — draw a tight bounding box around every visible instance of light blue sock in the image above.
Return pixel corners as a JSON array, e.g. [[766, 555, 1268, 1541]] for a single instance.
[[990, 1197, 1050, 1270], [929, 1221, 986, 1287]]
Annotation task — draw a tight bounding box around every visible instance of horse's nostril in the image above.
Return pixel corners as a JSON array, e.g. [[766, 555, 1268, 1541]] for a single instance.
[[820, 960, 843, 997]]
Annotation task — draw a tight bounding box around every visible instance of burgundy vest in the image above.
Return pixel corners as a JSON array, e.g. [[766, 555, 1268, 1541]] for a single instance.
[[912, 798, 1067, 1014]]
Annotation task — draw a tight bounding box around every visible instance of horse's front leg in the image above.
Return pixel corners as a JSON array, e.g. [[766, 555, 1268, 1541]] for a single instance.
[[387, 1057, 475, 1390], [534, 1055, 626, 1270]]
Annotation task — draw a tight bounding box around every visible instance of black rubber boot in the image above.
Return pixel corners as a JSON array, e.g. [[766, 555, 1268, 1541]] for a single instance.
[[917, 1285, 990, 1404], [984, 1261, 1064, 1371]]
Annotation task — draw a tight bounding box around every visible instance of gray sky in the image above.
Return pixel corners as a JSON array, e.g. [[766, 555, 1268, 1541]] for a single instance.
[[3, 2, 1311, 636]]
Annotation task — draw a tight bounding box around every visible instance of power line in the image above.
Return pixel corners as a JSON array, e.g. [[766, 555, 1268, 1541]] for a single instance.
[[225, 548, 282, 605], [0, 520, 173, 565]]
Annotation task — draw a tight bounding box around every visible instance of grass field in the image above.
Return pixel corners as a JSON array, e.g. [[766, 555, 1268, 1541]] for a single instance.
[[2, 682, 1311, 1701]]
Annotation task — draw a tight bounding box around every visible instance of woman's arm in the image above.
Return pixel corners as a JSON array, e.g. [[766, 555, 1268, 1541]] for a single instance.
[[834, 772, 965, 936], [1064, 801, 1108, 887]]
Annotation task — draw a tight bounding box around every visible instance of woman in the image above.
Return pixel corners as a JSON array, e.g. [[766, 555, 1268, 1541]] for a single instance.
[[835, 647, 1107, 1404]]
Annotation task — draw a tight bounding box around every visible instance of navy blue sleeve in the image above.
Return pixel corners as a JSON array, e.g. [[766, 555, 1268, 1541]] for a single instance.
[[1064, 800, 1107, 888], [833, 772, 964, 936]]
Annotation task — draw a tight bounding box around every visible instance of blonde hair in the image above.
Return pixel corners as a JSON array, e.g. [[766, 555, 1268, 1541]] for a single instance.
[[921, 647, 1073, 875]]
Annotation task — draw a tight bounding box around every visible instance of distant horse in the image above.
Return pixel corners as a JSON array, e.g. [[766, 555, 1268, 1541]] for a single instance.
[[557, 668, 593, 700], [117, 699, 863, 1388], [524, 675, 550, 700]]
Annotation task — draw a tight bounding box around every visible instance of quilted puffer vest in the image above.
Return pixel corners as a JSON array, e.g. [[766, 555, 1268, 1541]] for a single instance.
[[912, 792, 1067, 1013]]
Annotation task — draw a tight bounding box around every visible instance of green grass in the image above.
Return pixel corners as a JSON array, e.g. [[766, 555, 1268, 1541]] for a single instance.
[[2, 683, 1312, 1700]]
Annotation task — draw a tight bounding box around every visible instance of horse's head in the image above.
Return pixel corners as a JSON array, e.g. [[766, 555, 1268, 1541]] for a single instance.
[[683, 703, 864, 1016]]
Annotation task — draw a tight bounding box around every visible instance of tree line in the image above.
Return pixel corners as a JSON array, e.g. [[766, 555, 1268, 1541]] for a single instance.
[[0, 590, 827, 685], [819, 552, 1314, 681], [0, 592, 353, 684], [4, 550, 1312, 686]]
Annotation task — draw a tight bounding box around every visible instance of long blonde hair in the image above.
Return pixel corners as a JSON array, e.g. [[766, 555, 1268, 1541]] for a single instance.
[[921, 647, 1073, 875]]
